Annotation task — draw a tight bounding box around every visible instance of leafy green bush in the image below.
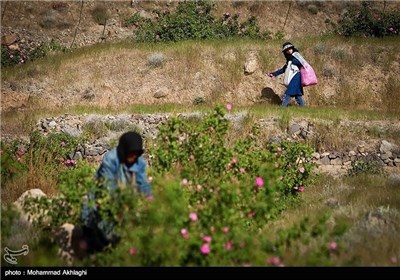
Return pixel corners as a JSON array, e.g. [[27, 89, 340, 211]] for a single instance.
[[128, 0, 268, 43], [336, 2, 400, 37], [24, 162, 106, 228], [28, 40, 70, 62], [28, 131, 83, 167], [348, 159, 384, 176], [0, 142, 27, 183], [19, 106, 323, 266], [1, 40, 70, 67], [151, 105, 316, 200], [269, 141, 316, 196], [1, 46, 27, 67], [1, 131, 88, 207], [1, 204, 21, 241]]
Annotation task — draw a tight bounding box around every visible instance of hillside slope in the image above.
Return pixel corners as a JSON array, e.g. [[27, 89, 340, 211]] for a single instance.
[[1, 37, 400, 112], [1, 0, 348, 47], [1, 1, 400, 113]]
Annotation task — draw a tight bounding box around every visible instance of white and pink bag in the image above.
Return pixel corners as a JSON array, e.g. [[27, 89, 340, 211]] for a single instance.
[[293, 52, 318, 87]]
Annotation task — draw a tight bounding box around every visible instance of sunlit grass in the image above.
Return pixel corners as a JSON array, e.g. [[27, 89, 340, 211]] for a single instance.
[[263, 173, 400, 266]]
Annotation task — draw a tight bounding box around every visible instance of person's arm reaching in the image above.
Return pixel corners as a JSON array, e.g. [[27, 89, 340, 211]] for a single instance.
[[135, 157, 152, 198], [268, 63, 287, 77]]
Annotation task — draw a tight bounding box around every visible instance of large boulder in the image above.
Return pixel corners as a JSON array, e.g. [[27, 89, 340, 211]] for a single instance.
[[13, 188, 47, 225]]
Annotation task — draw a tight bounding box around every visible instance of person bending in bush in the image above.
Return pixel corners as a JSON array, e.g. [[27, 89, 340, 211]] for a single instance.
[[79, 131, 153, 254]]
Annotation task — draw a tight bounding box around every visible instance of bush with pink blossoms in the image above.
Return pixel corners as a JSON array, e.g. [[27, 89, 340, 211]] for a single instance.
[[12, 105, 334, 267]]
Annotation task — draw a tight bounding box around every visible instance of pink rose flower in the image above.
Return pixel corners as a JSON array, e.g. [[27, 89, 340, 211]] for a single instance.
[[329, 242, 337, 250], [255, 177, 264, 188], [181, 228, 189, 239], [267, 256, 282, 266], [189, 212, 198, 222], [200, 244, 210, 255], [203, 236, 212, 243], [129, 247, 137, 256]]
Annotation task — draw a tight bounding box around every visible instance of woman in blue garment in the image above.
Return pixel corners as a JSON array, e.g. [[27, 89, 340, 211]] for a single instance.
[[80, 131, 153, 254], [268, 42, 305, 107], [96, 131, 153, 199]]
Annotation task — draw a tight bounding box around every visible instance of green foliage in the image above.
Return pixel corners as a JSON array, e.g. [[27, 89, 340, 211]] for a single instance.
[[0, 142, 26, 183], [15, 106, 322, 266], [269, 141, 317, 196], [86, 196, 341, 266], [128, 0, 268, 43], [336, 1, 400, 37], [24, 162, 117, 228], [29, 131, 83, 167], [274, 31, 285, 40], [1, 45, 27, 67], [1, 40, 70, 67], [150, 106, 316, 222], [348, 159, 384, 177], [1, 131, 87, 195], [263, 213, 345, 266], [0, 204, 20, 241], [28, 40, 70, 62], [193, 96, 206, 105]]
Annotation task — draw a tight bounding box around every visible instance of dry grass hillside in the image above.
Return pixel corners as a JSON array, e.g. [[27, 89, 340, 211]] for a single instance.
[[2, 36, 400, 112], [1, 1, 400, 124], [0, 0, 353, 45], [1, 0, 400, 111], [1, 1, 398, 45], [1, 1, 400, 113]]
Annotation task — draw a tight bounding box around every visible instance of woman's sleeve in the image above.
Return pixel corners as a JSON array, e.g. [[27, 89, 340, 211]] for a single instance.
[[135, 157, 152, 197], [96, 152, 119, 191], [272, 63, 287, 77]]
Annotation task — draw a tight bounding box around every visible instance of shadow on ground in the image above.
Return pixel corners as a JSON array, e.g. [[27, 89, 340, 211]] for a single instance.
[[261, 87, 281, 105]]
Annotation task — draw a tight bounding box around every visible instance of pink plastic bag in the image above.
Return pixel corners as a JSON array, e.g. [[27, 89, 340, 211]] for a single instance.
[[301, 62, 318, 87]]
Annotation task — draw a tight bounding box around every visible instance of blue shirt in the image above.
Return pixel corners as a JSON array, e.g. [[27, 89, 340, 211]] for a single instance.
[[81, 148, 152, 233], [96, 148, 152, 196]]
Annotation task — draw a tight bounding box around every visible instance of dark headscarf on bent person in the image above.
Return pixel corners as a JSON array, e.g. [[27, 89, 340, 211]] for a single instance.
[[117, 131, 144, 166]]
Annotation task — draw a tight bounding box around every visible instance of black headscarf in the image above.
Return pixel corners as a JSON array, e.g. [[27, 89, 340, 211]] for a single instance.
[[117, 131, 144, 166]]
